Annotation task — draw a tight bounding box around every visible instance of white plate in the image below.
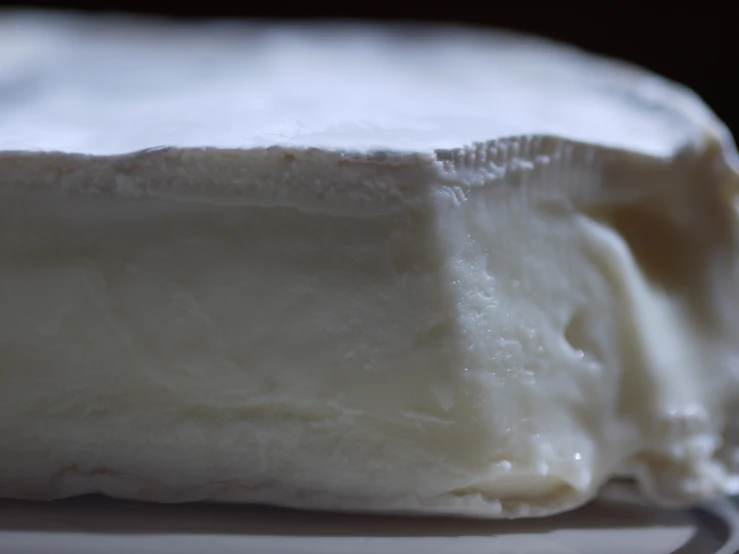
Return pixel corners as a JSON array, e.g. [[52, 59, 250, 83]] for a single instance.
[[1, 494, 738, 554]]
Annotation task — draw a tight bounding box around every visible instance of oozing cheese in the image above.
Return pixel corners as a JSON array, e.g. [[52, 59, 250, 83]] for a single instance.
[[1, 11, 739, 518]]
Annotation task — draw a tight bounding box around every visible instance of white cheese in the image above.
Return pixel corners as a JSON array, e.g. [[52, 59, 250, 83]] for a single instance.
[[1, 11, 739, 518]]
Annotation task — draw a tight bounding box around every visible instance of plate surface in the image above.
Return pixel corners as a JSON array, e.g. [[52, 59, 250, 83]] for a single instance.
[[1, 493, 738, 554]]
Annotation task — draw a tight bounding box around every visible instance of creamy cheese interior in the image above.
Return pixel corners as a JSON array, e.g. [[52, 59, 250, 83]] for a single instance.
[[1, 11, 739, 518]]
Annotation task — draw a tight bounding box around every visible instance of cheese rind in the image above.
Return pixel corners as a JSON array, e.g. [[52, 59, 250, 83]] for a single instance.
[[2, 12, 739, 518], [0, 11, 725, 157]]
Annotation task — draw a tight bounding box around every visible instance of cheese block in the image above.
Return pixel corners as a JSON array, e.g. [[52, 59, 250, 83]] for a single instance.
[[2, 11, 739, 518]]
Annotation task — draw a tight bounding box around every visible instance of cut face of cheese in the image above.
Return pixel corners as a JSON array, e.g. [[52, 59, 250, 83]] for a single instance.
[[1, 11, 739, 518]]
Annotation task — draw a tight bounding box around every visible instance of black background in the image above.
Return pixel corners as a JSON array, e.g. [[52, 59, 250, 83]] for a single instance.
[[4, 2, 739, 136]]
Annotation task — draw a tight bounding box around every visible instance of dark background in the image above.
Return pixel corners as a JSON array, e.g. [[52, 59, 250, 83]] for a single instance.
[[4, 2, 739, 136]]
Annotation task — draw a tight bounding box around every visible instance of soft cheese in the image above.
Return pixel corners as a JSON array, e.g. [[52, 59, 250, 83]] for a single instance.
[[1, 11, 739, 518]]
